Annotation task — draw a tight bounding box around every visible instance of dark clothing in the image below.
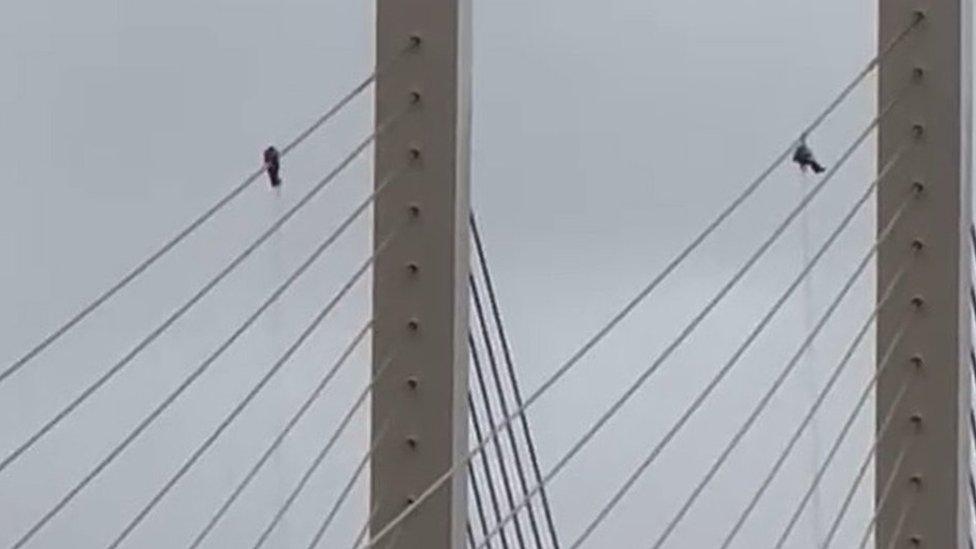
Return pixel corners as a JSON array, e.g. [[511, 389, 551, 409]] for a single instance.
[[793, 144, 826, 174], [264, 146, 282, 188]]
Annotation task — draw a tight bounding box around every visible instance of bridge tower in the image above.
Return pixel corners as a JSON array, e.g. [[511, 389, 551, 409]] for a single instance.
[[371, 0, 473, 548], [877, 1, 972, 547]]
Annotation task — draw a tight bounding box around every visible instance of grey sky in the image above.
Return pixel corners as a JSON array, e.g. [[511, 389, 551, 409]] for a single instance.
[[0, 1, 953, 547]]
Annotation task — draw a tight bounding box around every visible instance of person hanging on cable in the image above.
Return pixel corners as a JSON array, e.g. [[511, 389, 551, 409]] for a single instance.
[[263, 146, 282, 189], [792, 134, 826, 174]]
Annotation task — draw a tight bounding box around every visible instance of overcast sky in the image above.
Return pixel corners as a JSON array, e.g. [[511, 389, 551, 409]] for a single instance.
[[0, 1, 965, 548]]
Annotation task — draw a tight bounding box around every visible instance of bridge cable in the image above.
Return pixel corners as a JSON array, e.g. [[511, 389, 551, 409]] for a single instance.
[[970, 473, 976, 549], [822, 390, 912, 548], [576, 133, 912, 549], [471, 270, 548, 548], [187, 322, 373, 548], [655, 219, 914, 549], [769, 311, 911, 549], [469, 331, 528, 548], [969, 349, 976, 548], [720, 292, 913, 546], [0, 39, 418, 386], [471, 213, 562, 548], [474, 88, 906, 549], [352, 498, 385, 549], [468, 413, 499, 549], [471, 274, 544, 548], [359, 18, 922, 546], [970, 287, 976, 319], [305, 418, 393, 549], [819, 376, 912, 549], [250, 341, 405, 549], [108, 230, 402, 549], [381, 523, 406, 549], [469, 392, 513, 549], [644, 195, 914, 549], [0, 108, 412, 477], [775, 298, 916, 548], [704, 173, 915, 546], [854, 438, 912, 549], [14, 217, 404, 549], [971, 348, 976, 383], [883, 496, 917, 549], [969, 223, 976, 259]]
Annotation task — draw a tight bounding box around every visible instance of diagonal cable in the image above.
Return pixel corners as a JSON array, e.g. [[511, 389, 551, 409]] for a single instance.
[[0, 111, 410, 477], [722, 300, 913, 548], [188, 322, 373, 548], [469, 332, 528, 548], [108, 229, 402, 549], [649, 220, 913, 549], [775, 306, 916, 547], [574, 133, 911, 549], [470, 269, 548, 549], [382, 523, 406, 549], [468, 434, 497, 549], [969, 472, 976, 549], [970, 286, 976, 319], [972, 471, 976, 518], [278, 41, 416, 158], [359, 20, 922, 545], [1, 40, 418, 386], [969, 223, 976, 260], [352, 498, 384, 549], [469, 392, 513, 549], [470, 276, 543, 548], [883, 497, 916, 549], [477, 89, 905, 549], [820, 377, 913, 549], [471, 213, 561, 548], [11, 173, 404, 549], [971, 350, 976, 398], [855, 438, 912, 549], [250, 342, 404, 549], [305, 419, 393, 549]]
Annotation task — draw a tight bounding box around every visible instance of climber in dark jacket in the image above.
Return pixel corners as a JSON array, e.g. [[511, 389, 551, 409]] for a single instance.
[[793, 136, 826, 174], [263, 146, 282, 188]]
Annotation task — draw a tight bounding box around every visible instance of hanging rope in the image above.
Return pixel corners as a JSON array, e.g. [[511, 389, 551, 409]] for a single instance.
[[475, 88, 907, 549], [775, 310, 917, 548]]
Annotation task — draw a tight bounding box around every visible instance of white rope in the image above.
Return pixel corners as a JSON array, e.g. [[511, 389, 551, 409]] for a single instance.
[[776, 354, 914, 548], [721, 309, 914, 548], [577, 139, 911, 549]]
